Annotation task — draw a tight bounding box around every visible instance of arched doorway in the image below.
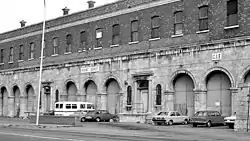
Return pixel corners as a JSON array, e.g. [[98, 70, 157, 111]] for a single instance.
[[244, 71, 250, 83], [0, 87, 8, 116], [66, 81, 77, 101], [85, 80, 97, 108], [173, 74, 195, 117], [206, 71, 231, 116], [13, 86, 20, 117], [106, 78, 121, 114], [26, 85, 35, 112]]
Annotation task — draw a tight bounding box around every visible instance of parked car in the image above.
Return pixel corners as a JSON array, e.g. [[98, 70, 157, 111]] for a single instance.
[[80, 110, 119, 122], [43, 110, 55, 115], [224, 114, 236, 129], [151, 111, 189, 125], [190, 110, 225, 127]]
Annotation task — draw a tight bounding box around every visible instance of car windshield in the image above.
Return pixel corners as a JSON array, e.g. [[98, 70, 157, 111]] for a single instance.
[[195, 111, 207, 116], [157, 112, 168, 116], [87, 111, 96, 115]]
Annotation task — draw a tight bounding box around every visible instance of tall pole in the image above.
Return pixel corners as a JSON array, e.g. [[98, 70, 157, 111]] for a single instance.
[[247, 93, 250, 132], [36, 0, 46, 126]]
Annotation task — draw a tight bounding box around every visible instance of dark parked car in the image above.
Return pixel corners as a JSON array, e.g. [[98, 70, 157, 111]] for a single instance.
[[43, 110, 55, 115], [190, 110, 225, 127], [80, 110, 119, 122]]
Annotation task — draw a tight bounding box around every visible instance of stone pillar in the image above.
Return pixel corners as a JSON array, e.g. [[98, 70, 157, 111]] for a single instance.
[[148, 79, 153, 113], [234, 87, 249, 132], [97, 93, 107, 110], [133, 81, 138, 113], [8, 96, 15, 117], [0, 94, 2, 116], [41, 87, 45, 113], [230, 87, 238, 115], [50, 86, 53, 110], [19, 96, 27, 117], [194, 89, 207, 113], [164, 91, 174, 111]]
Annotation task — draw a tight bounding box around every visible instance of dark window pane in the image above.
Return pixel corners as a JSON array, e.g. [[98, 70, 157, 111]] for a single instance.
[[97, 38, 102, 47], [66, 34, 72, 45], [199, 19, 208, 30], [113, 24, 120, 36], [112, 35, 119, 45], [199, 6, 208, 18], [156, 84, 162, 105], [151, 28, 159, 38], [127, 86, 132, 105], [131, 32, 139, 42], [174, 23, 183, 35], [152, 16, 160, 28], [227, 13, 238, 26], [175, 12, 183, 23], [227, 0, 238, 15], [80, 31, 87, 43], [131, 20, 138, 32]]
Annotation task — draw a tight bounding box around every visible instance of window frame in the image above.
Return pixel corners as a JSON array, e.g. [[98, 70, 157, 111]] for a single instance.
[[199, 5, 209, 31], [156, 84, 162, 106], [19, 44, 24, 60], [80, 31, 87, 51], [9, 47, 14, 62], [0, 49, 4, 63], [131, 20, 139, 42], [174, 11, 184, 35], [96, 28, 103, 47], [53, 37, 59, 55], [66, 34, 72, 53], [151, 16, 160, 39], [226, 0, 238, 26], [112, 24, 120, 45], [29, 43, 34, 59]]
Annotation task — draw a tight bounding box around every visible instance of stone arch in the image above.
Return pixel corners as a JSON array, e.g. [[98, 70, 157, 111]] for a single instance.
[[204, 68, 233, 116], [65, 80, 78, 101], [25, 84, 35, 112], [170, 70, 196, 117], [237, 65, 250, 84], [0, 86, 8, 116], [12, 85, 21, 117], [104, 76, 122, 114], [101, 75, 123, 93], [169, 69, 197, 91], [84, 79, 98, 108], [202, 67, 235, 89]]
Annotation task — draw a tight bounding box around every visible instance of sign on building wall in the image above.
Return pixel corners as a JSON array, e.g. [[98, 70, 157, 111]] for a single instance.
[[81, 65, 100, 73], [212, 52, 222, 61]]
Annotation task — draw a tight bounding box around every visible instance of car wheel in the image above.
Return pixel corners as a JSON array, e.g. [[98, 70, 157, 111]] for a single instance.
[[206, 121, 212, 127], [192, 123, 197, 127], [80, 117, 85, 122], [229, 124, 234, 129], [168, 120, 173, 126], [96, 117, 101, 122], [183, 119, 189, 125]]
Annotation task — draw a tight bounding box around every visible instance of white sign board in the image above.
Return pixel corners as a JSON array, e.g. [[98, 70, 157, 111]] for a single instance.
[[81, 65, 99, 73], [212, 52, 222, 61], [96, 31, 102, 38]]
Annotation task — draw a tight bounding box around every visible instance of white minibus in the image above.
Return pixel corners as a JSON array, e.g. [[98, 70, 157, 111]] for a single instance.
[[54, 101, 95, 116]]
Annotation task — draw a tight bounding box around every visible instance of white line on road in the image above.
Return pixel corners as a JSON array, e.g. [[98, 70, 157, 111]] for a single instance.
[[0, 131, 85, 141]]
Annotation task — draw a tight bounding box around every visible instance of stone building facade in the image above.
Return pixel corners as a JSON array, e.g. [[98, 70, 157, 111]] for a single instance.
[[0, 0, 250, 131]]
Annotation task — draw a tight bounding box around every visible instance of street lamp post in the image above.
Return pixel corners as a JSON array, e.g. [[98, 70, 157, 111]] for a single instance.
[[247, 94, 250, 132]]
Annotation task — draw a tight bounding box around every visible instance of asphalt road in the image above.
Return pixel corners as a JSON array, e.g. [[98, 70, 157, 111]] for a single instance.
[[0, 126, 180, 141]]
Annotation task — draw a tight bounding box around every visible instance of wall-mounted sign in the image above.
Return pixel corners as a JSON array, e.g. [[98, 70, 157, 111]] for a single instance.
[[212, 52, 222, 61], [81, 65, 99, 73]]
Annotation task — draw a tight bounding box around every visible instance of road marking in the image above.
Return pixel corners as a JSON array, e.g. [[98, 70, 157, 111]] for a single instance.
[[0, 131, 84, 141]]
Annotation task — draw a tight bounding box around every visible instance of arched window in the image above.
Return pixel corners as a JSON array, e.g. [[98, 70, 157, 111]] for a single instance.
[[55, 90, 59, 103], [156, 84, 162, 105], [66, 34, 72, 53], [127, 86, 132, 105]]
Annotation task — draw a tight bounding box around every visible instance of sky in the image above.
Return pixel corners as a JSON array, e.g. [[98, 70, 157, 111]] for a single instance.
[[0, 0, 118, 34]]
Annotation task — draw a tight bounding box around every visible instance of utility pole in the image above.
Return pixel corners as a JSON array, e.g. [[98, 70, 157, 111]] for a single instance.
[[36, 0, 46, 126]]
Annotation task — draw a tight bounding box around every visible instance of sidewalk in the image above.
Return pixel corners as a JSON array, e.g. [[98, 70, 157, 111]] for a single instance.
[[0, 117, 250, 141]]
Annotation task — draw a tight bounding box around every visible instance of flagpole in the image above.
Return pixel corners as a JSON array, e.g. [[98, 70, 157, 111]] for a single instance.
[[36, 0, 46, 126]]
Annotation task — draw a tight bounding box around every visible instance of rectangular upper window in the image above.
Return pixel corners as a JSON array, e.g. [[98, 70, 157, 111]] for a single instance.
[[131, 20, 139, 42], [66, 34, 72, 53], [0, 49, 4, 63], [53, 37, 59, 55], [151, 16, 160, 39], [29, 43, 34, 59], [9, 47, 13, 62], [199, 6, 209, 31], [80, 31, 87, 50], [112, 24, 120, 45], [227, 0, 238, 26], [19, 45, 24, 60], [174, 11, 183, 35], [96, 28, 103, 47]]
